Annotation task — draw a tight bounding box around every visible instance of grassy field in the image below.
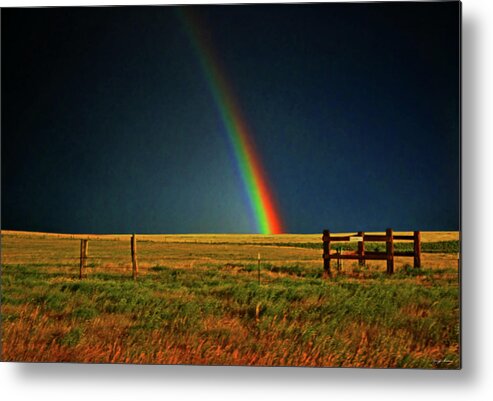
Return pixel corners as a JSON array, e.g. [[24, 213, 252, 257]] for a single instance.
[[1, 230, 460, 368]]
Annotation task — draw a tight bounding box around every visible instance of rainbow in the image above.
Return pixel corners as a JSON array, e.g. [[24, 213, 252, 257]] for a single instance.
[[179, 9, 284, 234]]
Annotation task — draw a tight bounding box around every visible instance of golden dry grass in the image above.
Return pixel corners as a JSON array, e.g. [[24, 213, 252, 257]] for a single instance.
[[0, 229, 459, 243], [1, 230, 460, 367]]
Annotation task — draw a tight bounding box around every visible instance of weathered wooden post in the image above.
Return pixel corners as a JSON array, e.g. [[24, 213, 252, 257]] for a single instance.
[[414, 231, 421, 268], [386, 228, 394, 275], [322, 229, 331, 278], [358, 231, 365, 267], [257, 252, 261, 285], [131, 234, 138, 280], [336, 246, 342, 271], [79, 239, 88, 279], [79, 239, 84, 279], [84, 239, 89, 271]]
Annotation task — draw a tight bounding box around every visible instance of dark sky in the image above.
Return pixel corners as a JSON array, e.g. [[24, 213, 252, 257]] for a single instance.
[[1, 2, 460, 234]]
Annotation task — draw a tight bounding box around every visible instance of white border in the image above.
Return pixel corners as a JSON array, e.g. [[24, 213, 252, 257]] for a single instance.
[[2, 0, 492, 400]]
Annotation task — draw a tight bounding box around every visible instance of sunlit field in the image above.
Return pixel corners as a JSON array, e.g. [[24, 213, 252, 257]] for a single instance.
[[1, 230, 460, 368]]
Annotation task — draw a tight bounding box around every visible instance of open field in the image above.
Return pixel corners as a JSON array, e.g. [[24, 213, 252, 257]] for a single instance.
[[1, 231, 460, 367], [1, 229, 460, 243]]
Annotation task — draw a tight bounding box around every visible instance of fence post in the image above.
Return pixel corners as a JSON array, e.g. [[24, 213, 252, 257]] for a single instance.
[[358, 231, 365, 267], [131, 234, 138, 281], [79, 239, 84, 279], [84, 240, 89, 273], [79, 239, 88, 279], [257, 253, 261, 285], [414, 231, 421, 268], [336, 247, 341, 272], [322, 229, 331, 278], [386, 228, 394, 275]]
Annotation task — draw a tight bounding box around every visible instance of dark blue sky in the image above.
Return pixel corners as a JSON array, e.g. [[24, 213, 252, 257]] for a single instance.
[[1, 2, 460, 234]]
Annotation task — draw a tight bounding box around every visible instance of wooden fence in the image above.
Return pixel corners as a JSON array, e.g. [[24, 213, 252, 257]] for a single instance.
[[77, 230, 421, 281], [322, 229, 421, 278], [79, 234, 139, 280]]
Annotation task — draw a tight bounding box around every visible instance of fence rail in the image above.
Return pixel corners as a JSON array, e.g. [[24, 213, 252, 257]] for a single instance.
[[75, 230, 422, 281], [322, 229, 421, 278]]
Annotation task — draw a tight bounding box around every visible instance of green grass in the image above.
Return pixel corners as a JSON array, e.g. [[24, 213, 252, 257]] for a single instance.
[[1, 232, 460, 367], [134, 240, 460, 253], [266, 240, 459, 253], [2, 261, 459, 367]]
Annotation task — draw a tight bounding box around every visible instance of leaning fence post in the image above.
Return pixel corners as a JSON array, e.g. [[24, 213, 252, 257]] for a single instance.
[[386, 228, 394, 275], [322, 229, 332, 278], [414, 231, 421, 268], [79, 239, 88, 279], [358, 231, 365, 267], [131, 234, 138, 280]]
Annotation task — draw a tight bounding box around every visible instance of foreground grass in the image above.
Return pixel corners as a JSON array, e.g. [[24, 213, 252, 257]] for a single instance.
[[1, 232, 460, 368], [2, 266, 459, 367]]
